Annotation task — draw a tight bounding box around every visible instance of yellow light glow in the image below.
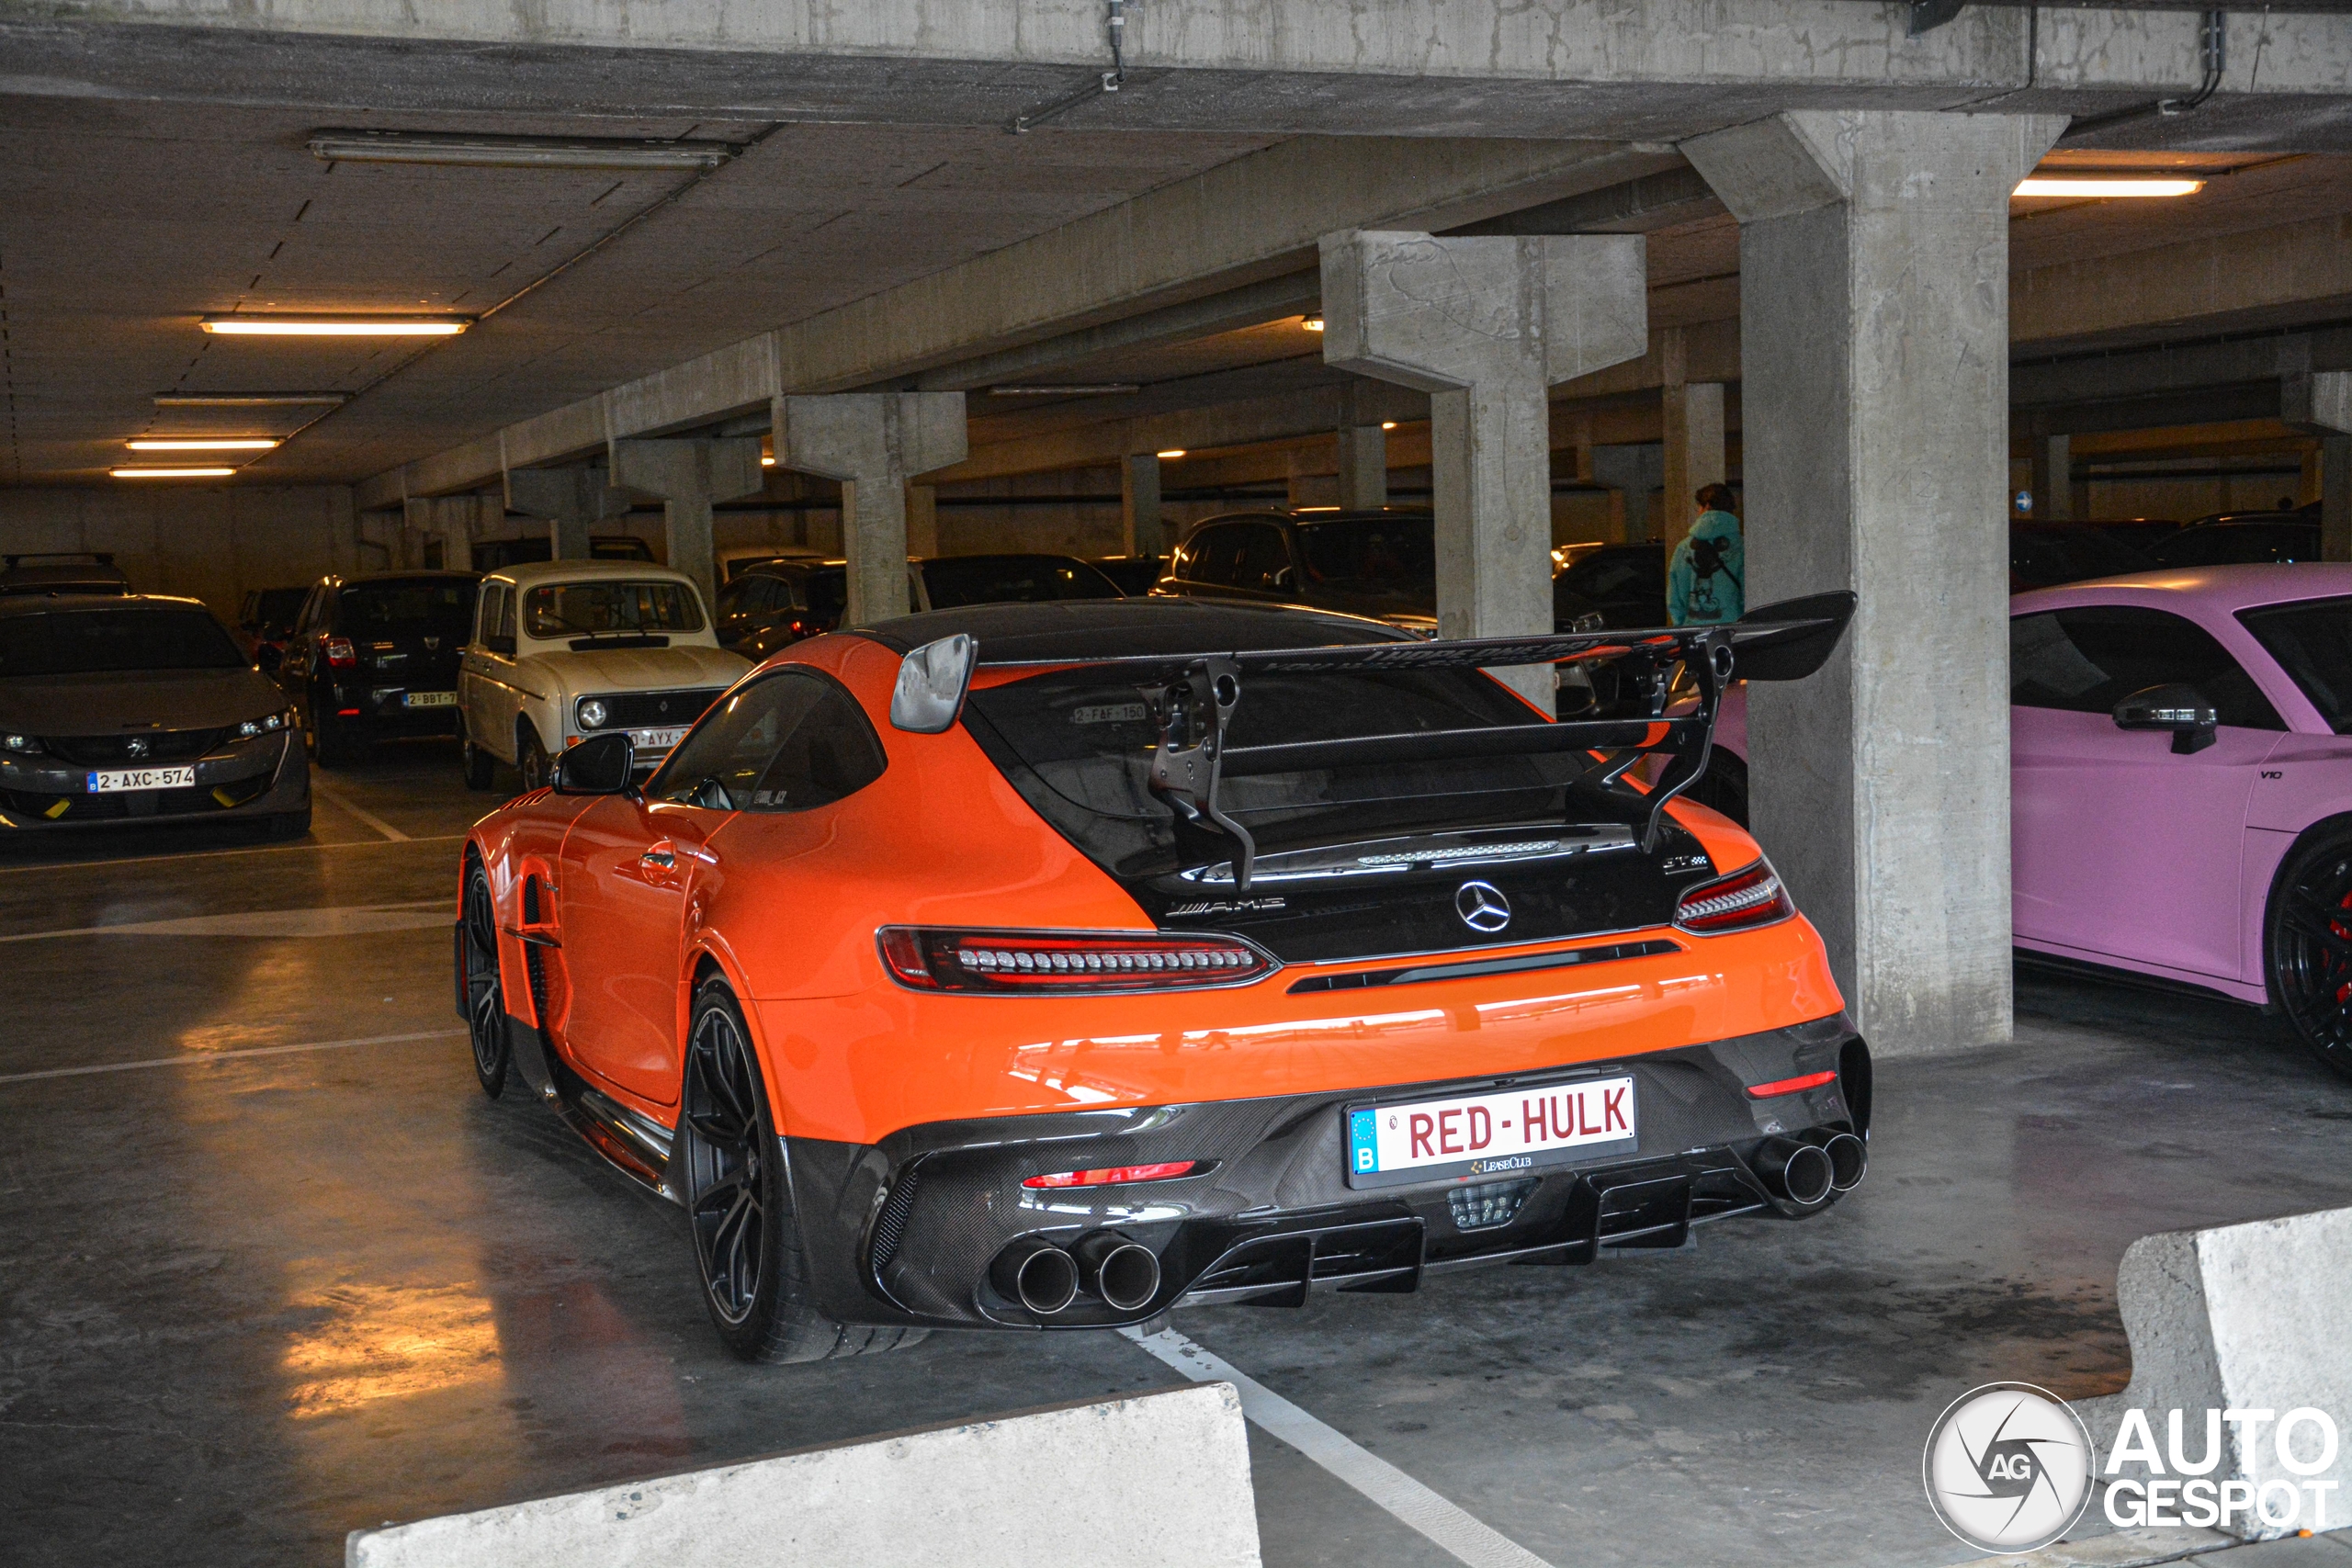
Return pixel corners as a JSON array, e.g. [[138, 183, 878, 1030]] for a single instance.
[[1302, 317, 1326, 332], [112, 466, 235, 478], [126, 437, 280, 451], [280, 1281, 503, 1419], [2013, 176, 2204, 198], [201, 316, 472, 336], [760, 455, 775, 466], [1381, 422, 1397, 431], [1155, 449, 1188, 460]]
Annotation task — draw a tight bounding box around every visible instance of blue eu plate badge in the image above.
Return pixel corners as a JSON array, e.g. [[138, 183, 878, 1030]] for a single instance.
[[1349, 1109, 1379, 1174]]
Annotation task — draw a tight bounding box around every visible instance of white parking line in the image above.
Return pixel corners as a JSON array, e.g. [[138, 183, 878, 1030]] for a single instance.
[[309, 782, 410, 841], [0, 1028, 465, 1086], [1122, 1325, 1558, 1568]]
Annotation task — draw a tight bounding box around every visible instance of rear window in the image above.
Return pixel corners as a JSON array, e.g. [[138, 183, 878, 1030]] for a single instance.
[[525, 580, 704, 638], [922, 557, 1122, 609], [964, 665, 1582, 879], [0, 607, 243, 677], [1296, 517, 1435, 591], [339, 580, 477, 637], [2241, 595, 2352, 734]]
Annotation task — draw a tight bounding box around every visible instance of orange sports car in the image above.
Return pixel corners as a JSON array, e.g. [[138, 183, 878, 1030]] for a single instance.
[[456, 596, 1863, 1362]]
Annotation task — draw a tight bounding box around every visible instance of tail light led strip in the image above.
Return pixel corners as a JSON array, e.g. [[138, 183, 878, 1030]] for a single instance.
[[879, 927, 1277, 995], [1672, 859, 1795, 935]]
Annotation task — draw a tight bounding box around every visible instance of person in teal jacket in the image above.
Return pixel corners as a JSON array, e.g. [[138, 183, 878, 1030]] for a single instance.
[[1668, 484, 1745, 626]]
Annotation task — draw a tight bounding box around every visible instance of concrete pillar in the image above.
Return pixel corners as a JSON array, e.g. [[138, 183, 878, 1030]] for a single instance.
[[2284, 371, 2352, 562], [1684, 109, 2065, 1057], [2030, 434, 2072, 522], [1320, 229, 1646, 712], [772, 393, 967, 626], [506, 466, 628, 561], [1660, 382, 1726, 554], [402, 495, 500, 571], [1121, 454, 1163, 558], [1336, 424, 1388, 511], [1590, 445, 1663, 544], [607, 438, 765, 611], [905, 482, 941, 558]]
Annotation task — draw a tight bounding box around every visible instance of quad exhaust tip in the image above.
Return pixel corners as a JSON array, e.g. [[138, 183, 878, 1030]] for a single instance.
[[1755, 1137, 1836, 1207], [990, 1235, 1080, 1315], [1077, 1231, 1162, 1313], [1822, 1132, 1867, 1192]]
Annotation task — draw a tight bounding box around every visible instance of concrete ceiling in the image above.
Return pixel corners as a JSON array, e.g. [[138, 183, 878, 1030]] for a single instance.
[[0, 94, 1275, 485]]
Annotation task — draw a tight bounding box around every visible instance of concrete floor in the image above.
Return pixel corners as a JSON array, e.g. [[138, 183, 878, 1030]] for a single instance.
[[5, 739, 2350, 1568]]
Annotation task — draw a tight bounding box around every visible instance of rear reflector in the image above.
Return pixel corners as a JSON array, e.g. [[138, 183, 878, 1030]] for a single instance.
[[877, 927, 1275, 994], [1673, 859, 1796, 935], [1021, 1161, 1199, 1189], [1746, 1069, 1838, 1100]]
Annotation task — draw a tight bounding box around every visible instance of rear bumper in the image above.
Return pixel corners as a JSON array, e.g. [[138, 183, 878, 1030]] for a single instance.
[[0, 731, 307, 830], [782, 1012, 1867, 1331], [341, 686, 462, 734]]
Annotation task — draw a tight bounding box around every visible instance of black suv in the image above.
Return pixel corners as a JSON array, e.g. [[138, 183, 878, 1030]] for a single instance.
[[1157, 511, 1667, 632], [273, 572, 480, 765]]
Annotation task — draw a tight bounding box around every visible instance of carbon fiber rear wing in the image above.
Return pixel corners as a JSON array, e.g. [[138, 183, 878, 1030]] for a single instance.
[[927, 592, 1854, 893]]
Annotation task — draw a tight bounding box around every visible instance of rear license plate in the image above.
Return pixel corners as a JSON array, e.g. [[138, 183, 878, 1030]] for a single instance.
[[86, 766, 196, 793], [403, 690, 457, 708], [1345, 1075, 1636, 1190], [629, 726, 688, 750]]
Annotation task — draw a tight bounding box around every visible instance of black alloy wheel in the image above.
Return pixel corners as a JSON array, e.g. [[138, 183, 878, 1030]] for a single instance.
[[462, 860, 511, 1098], [675, 977, 927, 1362], [2267, 826, 2352, 1083]]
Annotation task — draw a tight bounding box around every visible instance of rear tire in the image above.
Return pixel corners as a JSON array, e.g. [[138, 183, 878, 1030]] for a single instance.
[[309, 700, 354, 769], [458, 715, 497, 792], [461, 858, 510, 1099], [676, 976, 926, 1363], [2266, 823, 2352, 1083]]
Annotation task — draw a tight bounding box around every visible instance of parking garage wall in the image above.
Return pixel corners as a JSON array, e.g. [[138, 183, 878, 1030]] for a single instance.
[[0, 484, 360, 616]]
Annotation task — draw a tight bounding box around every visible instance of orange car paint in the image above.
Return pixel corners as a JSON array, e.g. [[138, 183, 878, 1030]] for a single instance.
[[470, 631, 1844, 1147]]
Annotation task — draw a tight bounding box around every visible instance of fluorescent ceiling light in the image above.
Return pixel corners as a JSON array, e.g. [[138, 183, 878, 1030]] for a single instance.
[[1381, 422, 1397, 431], [202, 316, 471, 336], [2014, 176, 2204, 198], [1156, 448, 1187, 459], [761, 455, 776, 467], [155, 392, 348, 407], [989, 384, 1142, 397], [127, 437, 280, 451], [112, 467, 235, 479], [308, 130, 737, 172], [1302, 317, 1326, 332]]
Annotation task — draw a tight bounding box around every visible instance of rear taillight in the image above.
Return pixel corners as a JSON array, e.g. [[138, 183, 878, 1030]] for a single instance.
[[323, 637, 356, 669], [1746, 1069, 1837, 1100], [1022, 1161, 1199, 1189], [1673, 859, 1795, 935], [877, 927, 1276, 994]]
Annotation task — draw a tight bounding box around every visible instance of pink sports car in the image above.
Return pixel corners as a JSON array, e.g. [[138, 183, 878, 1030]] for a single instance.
[[1708, 564, 2352, 1080]]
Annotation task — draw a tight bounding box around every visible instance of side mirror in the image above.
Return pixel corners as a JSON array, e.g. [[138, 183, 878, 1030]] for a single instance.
[[553, 731, 636, 794], [2113, 682, 2219, 754]]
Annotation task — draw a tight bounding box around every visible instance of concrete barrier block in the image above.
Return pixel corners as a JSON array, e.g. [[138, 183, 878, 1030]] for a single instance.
[[347, 1382, 1259, 1568], [2081, 1206, 2352, 1540]]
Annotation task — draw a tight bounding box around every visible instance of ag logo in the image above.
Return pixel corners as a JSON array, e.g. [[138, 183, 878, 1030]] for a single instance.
[[1454, 880, 1510, 933], [1923, 1382, 2095, 1552]]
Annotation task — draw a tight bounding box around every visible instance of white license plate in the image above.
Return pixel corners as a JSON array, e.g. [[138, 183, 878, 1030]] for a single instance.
[[1346, 1075, 1636, 1189], [629, 727, 688, 750], [403, 690, 457, 708], [86, 766, 197, 793]]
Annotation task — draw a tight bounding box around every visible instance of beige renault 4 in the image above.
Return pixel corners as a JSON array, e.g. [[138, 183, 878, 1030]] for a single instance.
[[457, 559, 750, 791]]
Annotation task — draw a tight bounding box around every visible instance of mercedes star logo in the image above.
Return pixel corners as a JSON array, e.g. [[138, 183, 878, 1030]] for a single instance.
[[1454, 880, 1511, 933]]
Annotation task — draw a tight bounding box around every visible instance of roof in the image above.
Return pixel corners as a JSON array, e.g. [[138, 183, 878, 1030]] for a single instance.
[[331, 570, 481, 587], [0, 591, 209, 619], [2012, 562, 2352, 615], [482, 558, 704, 590], [862, 597, 1417, 663]]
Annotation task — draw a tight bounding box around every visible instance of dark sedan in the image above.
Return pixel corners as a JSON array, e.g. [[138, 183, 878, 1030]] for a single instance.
[[273, 571, 479, 766], [2151, 517, 2322, 569], [0, 594, 308, 837], [715, 553, 1123, 660]]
